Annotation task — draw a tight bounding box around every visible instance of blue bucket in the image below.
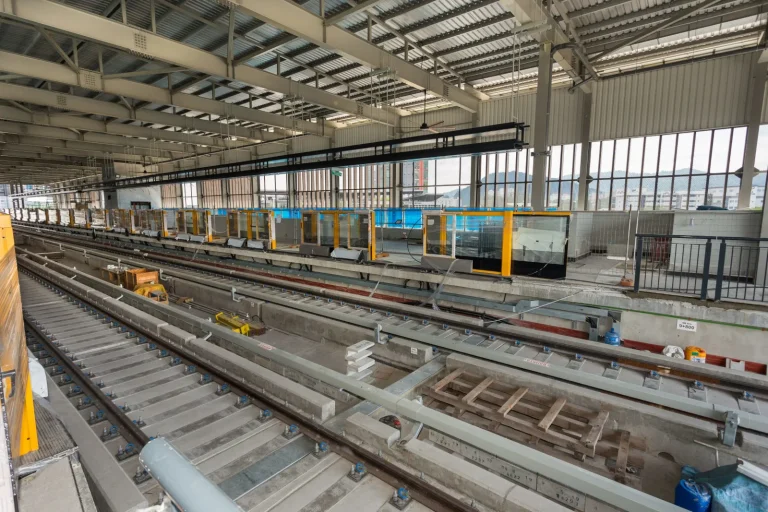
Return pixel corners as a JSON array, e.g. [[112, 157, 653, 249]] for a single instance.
[[604, 328, 621, 346]]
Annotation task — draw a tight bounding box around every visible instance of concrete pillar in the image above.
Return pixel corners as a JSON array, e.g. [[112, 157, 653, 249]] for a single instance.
[[577, 91, 593, 210], [737, 57, 767, 209], [531, 42, 553, 211]]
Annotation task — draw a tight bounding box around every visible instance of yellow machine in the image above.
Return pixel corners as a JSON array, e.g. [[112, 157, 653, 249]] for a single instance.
[[133, 283, 169, 304], [175, 209, 213, 242], [214, 312, 250, 335], [300, 210, 376, 260], [66, 209, 75, 227], [102, 266, 169, 303], [226, 210, 276, 249], [422, 210, 570, 279]]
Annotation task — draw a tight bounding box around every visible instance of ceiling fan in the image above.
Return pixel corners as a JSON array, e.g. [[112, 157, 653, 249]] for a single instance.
[[402, 90, 448, 135]]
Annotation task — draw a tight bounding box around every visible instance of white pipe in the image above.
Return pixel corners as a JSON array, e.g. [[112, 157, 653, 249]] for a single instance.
[[139, 439, 240, 512]]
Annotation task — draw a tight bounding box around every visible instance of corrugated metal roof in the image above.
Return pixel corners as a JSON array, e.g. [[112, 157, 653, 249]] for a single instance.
[[0, 0, 761, 140]]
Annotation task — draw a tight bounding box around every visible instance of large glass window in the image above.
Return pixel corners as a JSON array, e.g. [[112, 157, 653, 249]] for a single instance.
[[182, 182, 198, 208], [587, 127, 753, 211], [403, 157, 471, 208], [296, 169, 332, 208], [481, 146, 581, 209], [257, 173, 288, 208], [340, 164, 394, 208], [226, 177, 253, 209], [200, 180, 224, 209], [162, 183, 182, 209]]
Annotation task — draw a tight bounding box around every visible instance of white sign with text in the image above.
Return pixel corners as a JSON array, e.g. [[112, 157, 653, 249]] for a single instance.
[[676, 319, 698, 332]]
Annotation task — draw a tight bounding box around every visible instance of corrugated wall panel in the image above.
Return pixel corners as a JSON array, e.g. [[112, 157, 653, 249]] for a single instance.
[[478, 87, 583, 145], [591, 53, 754, 141], [400, 107, 474, 133], [289, 135, 331, 153], [334, 123, 393, 146]]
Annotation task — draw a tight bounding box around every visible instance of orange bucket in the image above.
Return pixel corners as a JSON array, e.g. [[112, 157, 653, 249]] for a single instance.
[[684, 346, 707, 364]]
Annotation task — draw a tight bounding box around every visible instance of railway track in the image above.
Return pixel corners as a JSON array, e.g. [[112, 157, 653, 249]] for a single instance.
[[19, 270, 451, 512], [16, 225, 768, 438]]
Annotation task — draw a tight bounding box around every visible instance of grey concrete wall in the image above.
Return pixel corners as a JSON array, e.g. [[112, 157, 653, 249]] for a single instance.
[[621, 309, 768, 361], [117, 186, 162, 209]]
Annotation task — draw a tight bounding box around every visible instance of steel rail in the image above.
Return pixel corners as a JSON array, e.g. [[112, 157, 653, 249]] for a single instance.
[[17, 225, 768, 394], [24, 316, 151, 447], [19, 262, 473, 512], [17, 253, 682, 512]]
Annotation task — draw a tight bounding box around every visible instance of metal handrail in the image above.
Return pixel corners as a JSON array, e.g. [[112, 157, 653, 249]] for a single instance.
[[636, 233, 768, 242], [634, 234, 768, 302]]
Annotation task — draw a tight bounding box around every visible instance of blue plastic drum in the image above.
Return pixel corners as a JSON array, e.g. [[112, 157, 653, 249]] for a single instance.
[[674, 479, 712, 512], [604, 328, 621, 346]]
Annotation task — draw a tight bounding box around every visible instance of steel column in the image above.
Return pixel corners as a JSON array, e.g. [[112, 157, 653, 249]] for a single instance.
[[531, 42, 552, 211], [737, 56, 767, 209]]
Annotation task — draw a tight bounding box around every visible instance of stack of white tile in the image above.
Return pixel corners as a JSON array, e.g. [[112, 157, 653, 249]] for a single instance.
[[346, 340, 375, 380]]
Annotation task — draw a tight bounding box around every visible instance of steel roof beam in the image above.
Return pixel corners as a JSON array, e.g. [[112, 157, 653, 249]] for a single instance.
[[0, 144, 161, 164], [0, 133, 180, 159], [234, 0, 486, 110], [0, 0, 374, 128], [324, 0, 389, 25], [0, 156, 99, 170], [344, 0, 445, 34], [498, 0, 597, 86], [0, 117, 202, 155], [0, 152, 85, 164], [0, 80, 271, 144], [580, 0, 723, 36], [582, 0, 763, 44], [0, 50, 326, 139], [148, 0, 390, 111], [0, 105, 239, 149], [463, 21, 765, 82]]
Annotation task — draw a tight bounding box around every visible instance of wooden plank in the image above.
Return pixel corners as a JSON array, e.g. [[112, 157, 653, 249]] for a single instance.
[[449, 379, 589, 431], [424, 387, 596, 458], [451, 374, 595, 420], [581, 410, 609, 448], [537, 398, 567, 432], [433, 368, 463, 393], [614, 430, 631, 483], [497, 387, 529, 417], [461, 377, 494, 405]]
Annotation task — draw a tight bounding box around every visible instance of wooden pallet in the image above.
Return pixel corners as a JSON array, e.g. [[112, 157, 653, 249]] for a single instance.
[[426, 368, 642, 482]]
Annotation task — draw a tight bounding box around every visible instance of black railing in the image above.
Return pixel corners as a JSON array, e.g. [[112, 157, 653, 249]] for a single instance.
[[634, 234, 768, 303]]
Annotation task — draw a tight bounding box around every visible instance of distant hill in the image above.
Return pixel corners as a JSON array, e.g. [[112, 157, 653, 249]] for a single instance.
[[437, 168, 766, 205]]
